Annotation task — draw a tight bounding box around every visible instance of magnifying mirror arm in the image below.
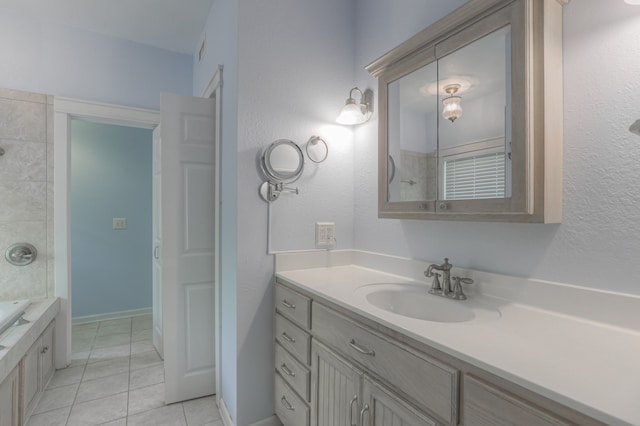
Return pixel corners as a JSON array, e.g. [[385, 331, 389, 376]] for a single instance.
[[274, 182, 299, 195], [260, 181, 300, 202]]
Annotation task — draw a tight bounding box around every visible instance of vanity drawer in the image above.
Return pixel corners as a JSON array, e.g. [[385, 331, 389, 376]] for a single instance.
[[463, 375, 571, 426], [275, 372, 310, 426], [275, 283, 311, 330], [275, 313, 311, 365], [312, 302, 459, 425], [275, 342, 310, 402]]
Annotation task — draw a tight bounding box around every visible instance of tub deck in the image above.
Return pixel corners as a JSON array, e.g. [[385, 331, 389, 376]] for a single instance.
[[0, 298, 60, 385], [0, 299, 30, 337]]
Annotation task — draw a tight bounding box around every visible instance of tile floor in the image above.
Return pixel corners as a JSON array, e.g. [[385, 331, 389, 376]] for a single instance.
[[27, 315, 223, 426]]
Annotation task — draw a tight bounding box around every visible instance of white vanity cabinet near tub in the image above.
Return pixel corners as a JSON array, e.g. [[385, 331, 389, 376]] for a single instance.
[[21, 320, 55, 421], [0, 366, 19, 426], [274, 280, 606, 426]]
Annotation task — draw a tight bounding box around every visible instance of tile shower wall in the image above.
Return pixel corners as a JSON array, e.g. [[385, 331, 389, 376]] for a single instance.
[[399, 149, 437, 201], [0, 87, 54, 300]]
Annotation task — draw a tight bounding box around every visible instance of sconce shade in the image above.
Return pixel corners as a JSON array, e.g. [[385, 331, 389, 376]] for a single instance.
[[442, 95, 463, 122], [336, 87, 372, 125], [337, 100, 368, 125]]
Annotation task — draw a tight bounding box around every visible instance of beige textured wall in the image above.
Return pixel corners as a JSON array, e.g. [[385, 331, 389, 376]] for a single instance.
[[0, 88, 54, 300]]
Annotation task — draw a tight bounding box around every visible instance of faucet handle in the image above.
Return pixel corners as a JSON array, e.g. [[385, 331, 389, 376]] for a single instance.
[[428, 272, 442, 294], [450, 277, 473, 300]]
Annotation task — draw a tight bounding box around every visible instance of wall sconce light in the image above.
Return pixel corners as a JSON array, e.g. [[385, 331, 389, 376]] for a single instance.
[[624, 0, 640, 5], [336, 87, 373, 125], [442, 84, 463, 123]]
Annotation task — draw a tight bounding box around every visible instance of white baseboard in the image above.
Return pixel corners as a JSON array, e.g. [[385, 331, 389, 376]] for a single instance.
[[71, 307, 152, 325], [249, 415, 281, 426], [219, 397, 234, 426], [217, 396, 280, 426]]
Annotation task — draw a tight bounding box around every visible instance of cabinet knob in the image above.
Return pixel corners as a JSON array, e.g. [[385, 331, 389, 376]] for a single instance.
[[439, 202, 448, 210], [41, 346, 49, 354]]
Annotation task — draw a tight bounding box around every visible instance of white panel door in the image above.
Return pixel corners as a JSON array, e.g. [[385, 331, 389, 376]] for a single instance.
[[152, 126, 164, 359], [161, 93, 216, 403]]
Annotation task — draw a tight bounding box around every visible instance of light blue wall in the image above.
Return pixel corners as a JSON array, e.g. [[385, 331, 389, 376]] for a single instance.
[[194, 0, 356, 423], [235, 1, 356, 424], [70, 120, 153, 318], [193, 0, 239, 420], [0, 7, 192, 109]]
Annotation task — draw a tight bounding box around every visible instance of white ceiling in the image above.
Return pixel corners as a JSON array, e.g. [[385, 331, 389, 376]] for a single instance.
[[1, 0, 214, 54]]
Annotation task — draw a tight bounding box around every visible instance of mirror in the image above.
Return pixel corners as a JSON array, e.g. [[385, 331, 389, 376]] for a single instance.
[[387, 26, 511, 204], [387, 60, 438, 203], [259, 139, 304, 202], [438, 26, 511, 202], [368, 0, 563, 223], [261, 139, 304, 184]]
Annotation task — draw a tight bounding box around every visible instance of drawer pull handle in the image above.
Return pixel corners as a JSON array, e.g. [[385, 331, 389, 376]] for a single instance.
[[282, 300, 296, 309], [281, 332, 296, 343], [349, 395, 358, 426], [281, 395, 295, 411], [280, 363, 296, 377], [349, 339, 375, 356]]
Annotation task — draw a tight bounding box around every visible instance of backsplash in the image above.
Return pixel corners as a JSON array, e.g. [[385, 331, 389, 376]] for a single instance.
[[0, 88, 54, 300]]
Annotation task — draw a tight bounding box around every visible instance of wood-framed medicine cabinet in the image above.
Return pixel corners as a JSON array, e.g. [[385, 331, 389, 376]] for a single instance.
[[367, 0, 565, 223]]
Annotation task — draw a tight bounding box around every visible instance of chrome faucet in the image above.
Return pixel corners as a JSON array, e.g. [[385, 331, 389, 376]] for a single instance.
[[425, 258, 474, 300], [425, 258, 453, 294]]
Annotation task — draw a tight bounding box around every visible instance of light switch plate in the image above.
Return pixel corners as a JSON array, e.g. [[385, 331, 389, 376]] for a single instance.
[[113, 218, 127, 230], [315, 222, 335, 248]]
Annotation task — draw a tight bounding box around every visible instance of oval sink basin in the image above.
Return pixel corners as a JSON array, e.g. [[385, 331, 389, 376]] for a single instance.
[[355, 283, 500, 323]]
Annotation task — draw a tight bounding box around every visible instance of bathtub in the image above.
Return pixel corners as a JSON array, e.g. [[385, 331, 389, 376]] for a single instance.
[[0, 299, 30, 337]]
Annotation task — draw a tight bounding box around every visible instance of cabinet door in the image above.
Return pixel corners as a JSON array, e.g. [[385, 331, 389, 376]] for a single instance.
[[311, 341, 363, 426], [40, 321, 55, 388], [0, 366, 19, 426], [22, 340, 40, 419], [362, 376, 437, 426]]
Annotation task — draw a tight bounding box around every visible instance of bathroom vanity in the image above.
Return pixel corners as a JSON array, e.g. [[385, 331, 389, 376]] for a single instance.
[[272, 251, 640, 426], [0, 299, 59, 426]]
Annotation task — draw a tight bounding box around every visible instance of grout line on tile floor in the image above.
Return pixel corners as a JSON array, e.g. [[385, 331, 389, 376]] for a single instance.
[[29, 315, 220, 426]]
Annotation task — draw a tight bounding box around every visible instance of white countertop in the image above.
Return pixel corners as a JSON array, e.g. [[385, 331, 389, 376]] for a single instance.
[[275, 250, 640, 426]]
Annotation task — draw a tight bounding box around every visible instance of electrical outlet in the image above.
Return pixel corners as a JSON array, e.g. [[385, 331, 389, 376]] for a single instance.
[[113, 218, 127, 230], [315, 222, 335, 248]]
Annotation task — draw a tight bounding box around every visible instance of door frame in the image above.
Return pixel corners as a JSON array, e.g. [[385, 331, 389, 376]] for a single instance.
[[201, 65, 223, 409], [53, 98, 160, 368]]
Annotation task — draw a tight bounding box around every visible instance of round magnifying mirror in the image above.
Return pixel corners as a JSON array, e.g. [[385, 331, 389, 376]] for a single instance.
[[261, 139, 304, 184]]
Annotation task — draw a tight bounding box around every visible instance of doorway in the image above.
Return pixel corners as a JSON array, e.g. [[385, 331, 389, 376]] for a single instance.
[[69, 119, 153, 321], [54, 93, 221, 404], [54, 99, 160, 370]]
